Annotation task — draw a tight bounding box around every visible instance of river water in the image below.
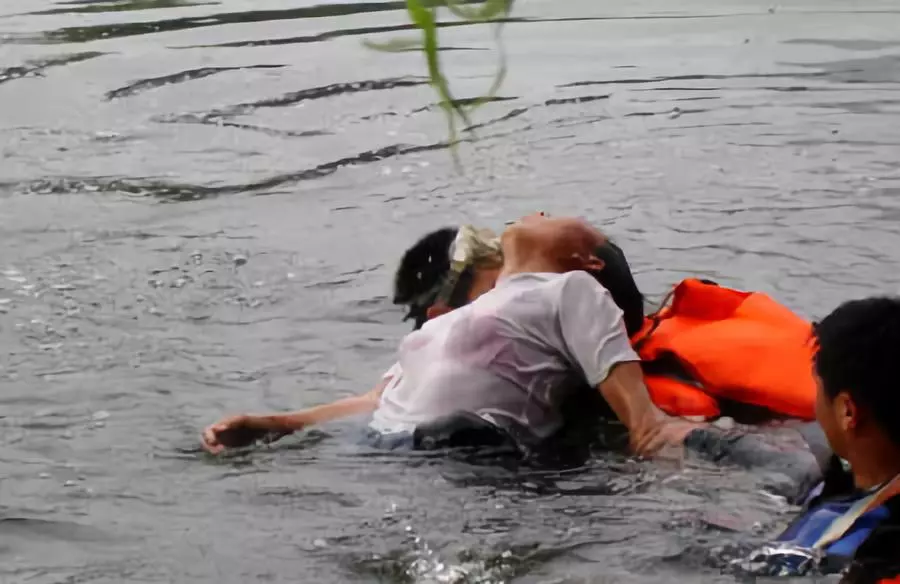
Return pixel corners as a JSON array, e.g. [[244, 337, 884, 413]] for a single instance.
[[2, 0, 900, 582]]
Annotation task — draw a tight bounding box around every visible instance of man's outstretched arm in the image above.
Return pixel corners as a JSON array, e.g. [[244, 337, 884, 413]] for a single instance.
[[201, 372, 394, 454]]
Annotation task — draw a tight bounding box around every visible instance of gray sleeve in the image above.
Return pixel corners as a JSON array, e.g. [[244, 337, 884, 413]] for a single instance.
[[556, 271, 641, 387], [683, 425, 826, 504]]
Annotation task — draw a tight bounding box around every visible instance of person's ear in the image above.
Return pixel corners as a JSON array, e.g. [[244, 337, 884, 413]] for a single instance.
[[426, 304, 452, 321], [835, 392, 858, 432], [563, 253, 605, 272], [583, 255, 605, 272]]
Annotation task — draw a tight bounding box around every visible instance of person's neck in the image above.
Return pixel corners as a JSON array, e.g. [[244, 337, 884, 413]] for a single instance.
[[847, 438, 900, 490], [499, 254, 562, 279]]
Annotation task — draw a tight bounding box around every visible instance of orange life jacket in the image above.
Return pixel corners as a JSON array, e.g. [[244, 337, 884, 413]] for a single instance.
[[630, 278, 817, 420]]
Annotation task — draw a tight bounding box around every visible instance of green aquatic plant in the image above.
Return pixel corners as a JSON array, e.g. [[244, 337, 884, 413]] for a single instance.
[[365, 0, 515, 164]]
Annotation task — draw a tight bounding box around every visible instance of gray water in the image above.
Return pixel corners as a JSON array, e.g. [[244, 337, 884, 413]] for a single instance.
[[2, 0, 900, 582]]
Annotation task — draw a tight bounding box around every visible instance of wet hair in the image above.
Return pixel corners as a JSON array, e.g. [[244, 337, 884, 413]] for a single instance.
[[393, 227, 472, 330], [586, 240, 645, 337], [814, 296, 900, 446]]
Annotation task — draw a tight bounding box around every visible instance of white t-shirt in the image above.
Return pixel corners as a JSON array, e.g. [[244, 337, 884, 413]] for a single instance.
[[369, 271, 640, 439]]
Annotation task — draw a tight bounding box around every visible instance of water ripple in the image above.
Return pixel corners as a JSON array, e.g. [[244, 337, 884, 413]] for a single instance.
[[31, 0, 461, 43], [105, 63, 285, 100], [0, 51, 104, 86], [23, 0, 219, 17]]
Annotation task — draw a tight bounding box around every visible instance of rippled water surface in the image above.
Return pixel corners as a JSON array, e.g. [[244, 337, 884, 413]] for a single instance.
[[3, 0, 900, 582]]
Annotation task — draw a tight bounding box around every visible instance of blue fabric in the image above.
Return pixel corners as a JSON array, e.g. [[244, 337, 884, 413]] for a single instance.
[[778, 490, 891, 558]]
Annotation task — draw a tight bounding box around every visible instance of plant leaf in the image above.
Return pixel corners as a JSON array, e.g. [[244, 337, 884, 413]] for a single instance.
[[364, 0, 515, 170]]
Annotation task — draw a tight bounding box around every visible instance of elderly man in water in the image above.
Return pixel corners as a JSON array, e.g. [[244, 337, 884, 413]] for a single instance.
[[201, 214, 696, 457]]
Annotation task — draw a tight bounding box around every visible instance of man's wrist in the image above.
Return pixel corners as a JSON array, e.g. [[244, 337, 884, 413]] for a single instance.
[[633, 407, 666, 434], [250, 415, 282, 431]]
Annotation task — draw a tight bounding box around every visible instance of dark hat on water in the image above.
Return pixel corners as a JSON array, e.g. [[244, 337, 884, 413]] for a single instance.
[[393, 227, 459, 329]]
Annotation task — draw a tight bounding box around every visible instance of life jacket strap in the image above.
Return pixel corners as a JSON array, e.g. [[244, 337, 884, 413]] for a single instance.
[[632, 285, 678, 351], [813, 473, 900, 550]]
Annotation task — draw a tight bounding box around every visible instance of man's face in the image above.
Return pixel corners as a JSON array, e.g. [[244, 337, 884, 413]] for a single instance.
[[501, 213, 606, 272]]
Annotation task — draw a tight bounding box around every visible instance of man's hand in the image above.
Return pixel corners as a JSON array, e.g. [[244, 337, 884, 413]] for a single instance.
[[597, 362, 705, 458], [631, 415, 704, 458], [201, 415, 291, 455]]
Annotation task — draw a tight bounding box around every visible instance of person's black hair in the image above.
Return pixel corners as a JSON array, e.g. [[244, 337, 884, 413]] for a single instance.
[[813, 296, 900, 446], [393, 227, 469, 330], [586, 240, 645, 337]]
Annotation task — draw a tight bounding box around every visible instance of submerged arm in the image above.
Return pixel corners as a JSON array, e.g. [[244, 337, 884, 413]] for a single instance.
[[682, 422, 828, 504]]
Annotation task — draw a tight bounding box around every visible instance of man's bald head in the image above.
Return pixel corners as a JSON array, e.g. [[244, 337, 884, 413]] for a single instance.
[[501, 214, 608, 274], [500, 213, 644, 336]]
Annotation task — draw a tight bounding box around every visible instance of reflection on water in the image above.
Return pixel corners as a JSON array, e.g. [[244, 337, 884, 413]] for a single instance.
[[2, 0, 900, 582]]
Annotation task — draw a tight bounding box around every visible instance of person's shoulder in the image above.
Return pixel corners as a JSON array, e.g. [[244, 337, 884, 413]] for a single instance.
[[544, 272, 618, 318], [497, 272, 564, 294], [502, 272, 611, 304], [557, 270, 613, 297]]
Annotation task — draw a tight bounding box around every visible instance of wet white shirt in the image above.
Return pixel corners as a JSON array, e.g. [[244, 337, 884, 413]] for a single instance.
[[369, 271, 639, 439]]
